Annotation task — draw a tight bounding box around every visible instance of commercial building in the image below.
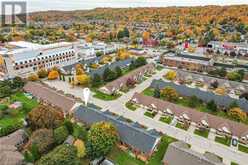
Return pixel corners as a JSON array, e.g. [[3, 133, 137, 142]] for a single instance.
[[0, 41, 77, 78]]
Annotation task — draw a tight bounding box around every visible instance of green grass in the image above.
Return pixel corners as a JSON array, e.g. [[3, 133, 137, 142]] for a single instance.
[[194, 129, 209, 138], [238, 144, 248, 154], [142, 88, 155, 97], [175, 122, 188, 130], [125, 102, 138, 111], [231, 162, 239, 165], [107, 135, 177, 165], [148, 135, 176, 165], [144, 111, 157, 118], [0, 92, 38, 128], [156, 65, 164, 71], [215, 136, 231, 146], [159, 116, 172, 124], [92, 90, 121, 101], [108, 146, 145, 165]]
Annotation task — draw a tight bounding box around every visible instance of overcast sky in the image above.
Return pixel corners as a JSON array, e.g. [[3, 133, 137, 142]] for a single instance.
[[0, 0, 247, 12]]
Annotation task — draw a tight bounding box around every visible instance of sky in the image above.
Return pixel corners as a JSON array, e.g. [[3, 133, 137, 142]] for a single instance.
[[0, 0, 247, 12]]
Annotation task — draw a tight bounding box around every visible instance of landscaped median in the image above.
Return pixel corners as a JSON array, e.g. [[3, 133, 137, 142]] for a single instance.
[[214, 136, 231, 146], [194, 129, 209, 138]]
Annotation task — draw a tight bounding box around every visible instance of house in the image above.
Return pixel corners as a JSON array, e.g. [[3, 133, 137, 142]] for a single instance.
[[74, 105, 161, 161], [131, 93, 248, 144], [0, 129, 28, 165], [163, 141, 225, 165], [99, 63, 155, 95], [23, 82, 76, 115]]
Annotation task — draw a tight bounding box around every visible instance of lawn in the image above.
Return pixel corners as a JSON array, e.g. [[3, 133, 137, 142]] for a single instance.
[[0, 92, 38, 128], [107, 135, 177, 165], [215, 136, 231, 146], [231, 162, 239, 165], [159, 116, 172, 124], [107, 146, 145, 165], [194, 129, 209, 138], [92, 90, 121, 101], [238, 144, 248, 154], [147, 135, 176, 165], [142, 88, 155, 97], [144, 111, 157, 118], [175, 122, 188, 130], [125, 102, 138, 111]]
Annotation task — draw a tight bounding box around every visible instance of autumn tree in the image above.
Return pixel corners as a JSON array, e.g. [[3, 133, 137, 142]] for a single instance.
[[165, 70, 177, 81], [160, 87, 178, 101], [37, 69, 48, 78], [74, 139, 86, 158], [28, 73, 39, 81], [27, 105, 64, 130], [86, 122, 118, 160], [48, 70, 59, 80], [76, 74, 90, 86], [228, 107, 247, 122]]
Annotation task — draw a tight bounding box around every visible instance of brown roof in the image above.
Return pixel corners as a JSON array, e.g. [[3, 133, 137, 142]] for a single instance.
[[103, 63, 155, 92], [23, 82, 76, 114], [131, 93, 248, 138]]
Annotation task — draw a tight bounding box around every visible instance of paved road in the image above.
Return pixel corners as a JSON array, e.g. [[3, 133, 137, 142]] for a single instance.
[[44, 68, 248, 165]]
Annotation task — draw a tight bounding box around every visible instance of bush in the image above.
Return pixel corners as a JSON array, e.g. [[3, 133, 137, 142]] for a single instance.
[[54, 126, 69, 145], [28, 73, 39, 81], [0, 121, 23, 137], [48, 70, 59, 80], [72, 124, 87, 141], [36, 145, 79, 165], [37, 69, 48, 78], [28, 129, 54, 154]]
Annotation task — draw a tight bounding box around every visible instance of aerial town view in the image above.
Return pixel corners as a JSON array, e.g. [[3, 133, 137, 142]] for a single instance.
[[1, 0, 248, 165]]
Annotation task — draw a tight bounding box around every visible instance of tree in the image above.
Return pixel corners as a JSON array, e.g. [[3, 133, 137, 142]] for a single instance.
[[27, 129, 54, 154], [75, 74, 90, 86], [28, 73, 39, 81], [86, 122, 118, 160], [228, 107, 247, 122], [154, 86, 161, 98], [72, 124, 87, 141], [91, 74, 102, 87], [12, 77, 25, 88], [36, 145, 79, 165], [54, 126, 69, 145], [142, 31, 150, 41], [214, 87, 226, 95], [0, 85, 11, 98], [115, 66, 122, 77], [75, 64, 85, 75], [48, 70, 59, 80], [135, 57, 147, 67], [227, 71, 242, 82], [206, 100, 217, 112], [103, 67, 116, 82], [37, 69, 48, 78], [165, 70, 177, 80], [74, 139, 86, 158], [27, 105, 64, 130], [188, 95, 201, 108], [160, 87, 178, 101]]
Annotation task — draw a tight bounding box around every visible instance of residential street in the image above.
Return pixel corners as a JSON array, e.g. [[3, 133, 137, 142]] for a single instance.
[[44, 69, 248, 165]]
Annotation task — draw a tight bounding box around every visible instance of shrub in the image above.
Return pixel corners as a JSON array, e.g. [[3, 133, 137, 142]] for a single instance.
[[54, 126, 69, 145], [28, 73, 39, 81], [27, 129, 54, 154], [37, 69, 48, 78], [72, 124, 87, 141], [36, 145, 79, 165], [48, 70, 59, 80]]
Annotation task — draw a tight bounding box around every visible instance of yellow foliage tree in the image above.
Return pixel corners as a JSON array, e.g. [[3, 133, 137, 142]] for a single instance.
[[228, 107, 247, 122], [76, 74, 90, 86], [74, 139, 86, 158], [142, 31, 150, 41], [75, 64, 85, 75], [48, 70, 59, 80], [164, 70, 177, 81], [117, 48, 130, 60], [0, 55, 3, 65], [160, 87, 179, 101], [215, 87, 226, 95], [28, 73, 39, 81]]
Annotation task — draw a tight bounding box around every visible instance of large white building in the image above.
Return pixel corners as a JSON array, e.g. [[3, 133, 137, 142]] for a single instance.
[[0, 41, 77, 78]]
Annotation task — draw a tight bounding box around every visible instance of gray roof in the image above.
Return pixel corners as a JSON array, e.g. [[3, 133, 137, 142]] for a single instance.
[[74, 105, 160, 154], [163, 141, 225, 165]]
